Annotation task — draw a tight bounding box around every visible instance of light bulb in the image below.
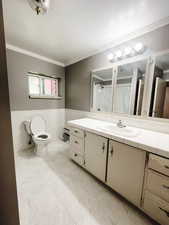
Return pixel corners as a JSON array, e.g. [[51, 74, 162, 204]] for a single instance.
[[124, 46, 132, 56], [134, 43, 144, 52], [107, 53, 114, 61], [115, 50, 122, 58]]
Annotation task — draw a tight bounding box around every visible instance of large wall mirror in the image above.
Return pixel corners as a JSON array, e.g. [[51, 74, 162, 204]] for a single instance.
[[91, 49, 169, 121], [91, 58, 148, 116], [148, 52, 169, 119]]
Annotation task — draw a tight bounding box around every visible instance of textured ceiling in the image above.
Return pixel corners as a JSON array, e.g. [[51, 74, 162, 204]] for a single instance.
[[3, 0, 169, 66]]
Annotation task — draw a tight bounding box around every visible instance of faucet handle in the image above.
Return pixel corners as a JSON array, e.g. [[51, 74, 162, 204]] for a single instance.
[[117, 119, 126, 128], [117, 119, 122, 124]]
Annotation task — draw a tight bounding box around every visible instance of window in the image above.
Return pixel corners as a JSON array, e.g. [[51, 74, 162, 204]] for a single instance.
[[28, 73, 61, 99], [29, 76, 41, 95]]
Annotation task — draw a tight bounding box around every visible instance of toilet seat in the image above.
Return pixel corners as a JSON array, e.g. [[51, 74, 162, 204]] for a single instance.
[[34, 132, 51, 141], [30, 116, 51, 142], [30, 116, 46, 135]]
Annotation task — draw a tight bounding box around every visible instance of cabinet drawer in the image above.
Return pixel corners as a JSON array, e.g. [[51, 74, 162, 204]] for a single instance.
[[148, 154, 169, 177], [70, 135, 84, 154], [146, 170, 169, 203], [143, 191, 169, 225], [70, 127, 84, 138], [71, 151, 85, 166]]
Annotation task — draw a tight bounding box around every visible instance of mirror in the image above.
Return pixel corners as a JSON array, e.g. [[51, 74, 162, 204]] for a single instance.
[[149, 52, 169, 119], [91, 51, 169, 121], [91, 59, 147, 116], [113, 60, 147, 115], [91, 68, 113, 112]]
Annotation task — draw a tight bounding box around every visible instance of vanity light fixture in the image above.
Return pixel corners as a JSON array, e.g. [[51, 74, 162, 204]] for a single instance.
[[28, 0, 50, 15], [107, 42, 145, 62]]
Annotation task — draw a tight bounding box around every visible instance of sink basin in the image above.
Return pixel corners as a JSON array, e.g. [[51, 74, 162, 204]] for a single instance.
[[98, 124, 140, 138]]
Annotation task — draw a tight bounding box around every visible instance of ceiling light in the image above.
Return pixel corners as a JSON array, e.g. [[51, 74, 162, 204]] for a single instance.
[[115, 50, 122, 58], [28, 0, 50, 15], [134, 43, 144, 53], [124, 47, 132, 56], [107, 53, 114, 61]]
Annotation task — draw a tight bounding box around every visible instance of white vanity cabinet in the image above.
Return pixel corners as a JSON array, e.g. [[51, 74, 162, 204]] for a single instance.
[[107, 140, 146, 206], [69, 127, 146, 205], [70, 127, 85, 167], [68, 118, 169, 225], [84, 132, 108, 182]]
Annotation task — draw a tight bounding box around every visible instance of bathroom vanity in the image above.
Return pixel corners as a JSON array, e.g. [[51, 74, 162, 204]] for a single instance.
[[68, 118, 169, 225], [67, 48, 169, 225]]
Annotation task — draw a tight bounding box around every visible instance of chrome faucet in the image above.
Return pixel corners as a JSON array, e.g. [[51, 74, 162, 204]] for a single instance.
[[117, 120, 126, 128]]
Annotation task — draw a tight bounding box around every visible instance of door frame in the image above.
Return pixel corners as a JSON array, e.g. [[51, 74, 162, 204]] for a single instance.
[[0, 1, 20, 224]]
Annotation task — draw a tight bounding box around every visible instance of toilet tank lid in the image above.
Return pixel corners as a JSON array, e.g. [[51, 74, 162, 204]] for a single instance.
[[30, 116, 46, 135]]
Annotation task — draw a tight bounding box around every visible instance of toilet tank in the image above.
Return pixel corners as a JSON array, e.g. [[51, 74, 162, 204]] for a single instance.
[[24, 120, 31, 134]]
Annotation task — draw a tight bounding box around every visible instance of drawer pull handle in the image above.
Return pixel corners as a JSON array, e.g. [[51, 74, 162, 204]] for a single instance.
[[102, 143, 106, 152], [159, 207, 169, 217], [74, 153, 78, 157], [164, 165, 169, 169], [110, 146, 114, 156], [74, 141, 79, 144], [162, 185, 169, 190], [74, 130, 78, 133]]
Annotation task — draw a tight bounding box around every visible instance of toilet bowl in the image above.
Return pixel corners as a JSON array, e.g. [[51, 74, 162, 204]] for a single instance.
[[24, 116, 51, 156]]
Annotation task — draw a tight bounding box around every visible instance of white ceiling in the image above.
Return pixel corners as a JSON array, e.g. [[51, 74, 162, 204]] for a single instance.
[[2, 0, 169, 66]]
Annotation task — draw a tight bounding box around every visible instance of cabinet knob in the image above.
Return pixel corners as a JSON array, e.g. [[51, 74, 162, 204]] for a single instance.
[[102, 143, 106, 152], [110, 146, 114, 156], [164, 165, 169, 170]]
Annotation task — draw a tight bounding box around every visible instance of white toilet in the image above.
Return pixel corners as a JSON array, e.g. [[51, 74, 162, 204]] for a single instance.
[[24, 116, 51, 156]]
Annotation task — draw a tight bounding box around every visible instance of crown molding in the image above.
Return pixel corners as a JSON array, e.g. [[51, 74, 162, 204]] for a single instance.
[[6, 44, 65, 67], [65, 16, 169, 66]]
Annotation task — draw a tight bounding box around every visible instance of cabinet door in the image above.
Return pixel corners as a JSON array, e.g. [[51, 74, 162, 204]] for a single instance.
[[85, 132, 108, 182], [107, 140, 146, 206]]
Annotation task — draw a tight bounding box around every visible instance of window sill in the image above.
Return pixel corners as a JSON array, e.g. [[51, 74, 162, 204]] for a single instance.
[[29, 95, 63, 100]]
